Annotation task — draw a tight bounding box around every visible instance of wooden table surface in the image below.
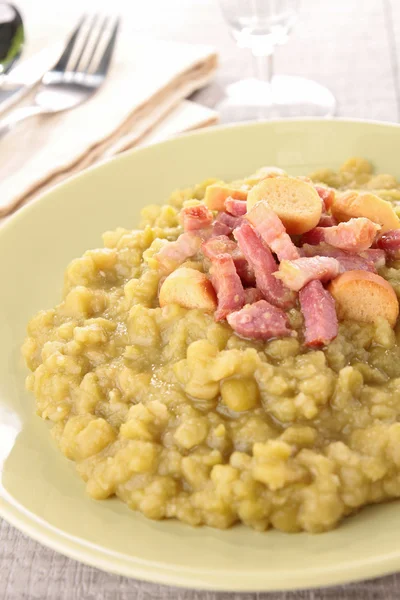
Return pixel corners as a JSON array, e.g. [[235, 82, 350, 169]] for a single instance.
[[2, 0, 400, 598]]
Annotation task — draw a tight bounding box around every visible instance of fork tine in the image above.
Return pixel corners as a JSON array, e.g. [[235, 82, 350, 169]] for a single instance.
[[52, 15, 86, 72], [82, 15, 110, 74], [70, 14, 99, 73], [91, 17, 120, 77]]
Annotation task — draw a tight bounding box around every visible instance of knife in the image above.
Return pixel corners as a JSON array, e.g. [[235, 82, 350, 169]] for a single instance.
[[0, 44, 62, 117]]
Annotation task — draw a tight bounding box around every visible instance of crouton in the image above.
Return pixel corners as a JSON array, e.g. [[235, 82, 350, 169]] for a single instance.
[[328, 270, 399, 327], [159, 267, 217, 311], [331, 191, 400, 233], [247, 176, 322, 234]]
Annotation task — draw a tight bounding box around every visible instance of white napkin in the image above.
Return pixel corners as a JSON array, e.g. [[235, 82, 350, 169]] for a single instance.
[[0, 33, 218, 216]]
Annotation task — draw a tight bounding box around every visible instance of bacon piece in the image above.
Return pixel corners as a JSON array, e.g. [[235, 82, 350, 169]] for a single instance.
[[299, 280, 338, 347], [246, 200, 300, 261], [323, 218, 380, 252], [180, 205, 213, 231], [360, 248, 386, 268], [214, 211, 243, 234], [335, 255, 375, 273], [275, 256, 341, 292], [318, 214, 337, 228], [301, 228, 325, 245], [211, 221, 232, 237], [233, 222, 296, 309], [202, 235, 255, 286], [315, 185, 335, 211], [302, 243, 350, 259], [244, 287, 264, 304], [269, 233, 301, 261], [209, 254, 245, 321], [227, 300, 292, 340], [154, 233, 202, 273], [301, 243, 385, 270], [234, 260, 256, 286], [225, 197, 247, 217], [377, 230, 400, 260], [302, 218, 380, 253], [301, 243, 376, 273]]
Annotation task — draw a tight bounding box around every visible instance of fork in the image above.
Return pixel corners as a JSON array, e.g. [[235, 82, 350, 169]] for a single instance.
[[0, 14, 119, 139]]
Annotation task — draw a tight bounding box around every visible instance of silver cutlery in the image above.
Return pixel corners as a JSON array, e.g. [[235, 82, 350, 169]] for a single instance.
[[0, 14, 119, 139]]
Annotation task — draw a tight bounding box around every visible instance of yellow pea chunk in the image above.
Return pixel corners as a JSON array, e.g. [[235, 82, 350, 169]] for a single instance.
[[221, 377, 260, 412]]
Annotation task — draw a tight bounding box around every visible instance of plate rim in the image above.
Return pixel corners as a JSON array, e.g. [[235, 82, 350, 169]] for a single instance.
[[3, 117, 400, 591]]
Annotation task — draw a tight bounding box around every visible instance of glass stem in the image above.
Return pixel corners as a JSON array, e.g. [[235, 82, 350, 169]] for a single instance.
[[254, 52, 274, 86], [252, 52, 274, 119]]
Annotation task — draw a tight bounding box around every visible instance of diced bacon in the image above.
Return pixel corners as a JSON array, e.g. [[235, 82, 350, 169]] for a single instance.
[[299, 280, 338, 347], [318, 214, 337, 227], [234, 258, 256, 286], [180, 205, 213, 231], [323, 218, 380, 252], [315, 185, 335, 211], [246, 200, 283, 243], [244, 287, 264, 304], [202, 235, 256, 286], [225, 197, 248, 217], [274, 256, 341, 291], [214, 211, 243, 235], [269, 233, 301, 261], [301, 243, 376, 273], [360, 248, 386, 268], [209, 254, 245, 321], [233, 222, 295, 309], [335, 255, 375, 273], [227, 300, 292, 340], [246, 200, 300, 261], [377, 230, 400, 260], [154, 233, 202, 273], [302, 243, 352, 259], [338, 255, 376, 273], [301, 228, 326, 245], [211, 221, 232, 237], [302, 218, 380, 253]]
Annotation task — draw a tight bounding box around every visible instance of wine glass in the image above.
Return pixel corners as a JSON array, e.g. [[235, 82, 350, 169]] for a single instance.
[[217, 0, 336, 122]]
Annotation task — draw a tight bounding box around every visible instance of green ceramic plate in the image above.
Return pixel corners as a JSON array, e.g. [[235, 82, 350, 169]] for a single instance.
[[2, 119, 400, 592]]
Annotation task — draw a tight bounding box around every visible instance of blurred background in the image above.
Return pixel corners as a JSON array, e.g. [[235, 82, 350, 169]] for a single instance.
[[14, 0, 400, 121]]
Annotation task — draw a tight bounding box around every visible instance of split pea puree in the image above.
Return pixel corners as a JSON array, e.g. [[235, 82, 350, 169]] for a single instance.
[[22, 157, 400, 533]]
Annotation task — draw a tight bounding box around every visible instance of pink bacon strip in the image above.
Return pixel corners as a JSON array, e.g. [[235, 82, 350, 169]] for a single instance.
[[209, 254, 245, 321], [301, 243, 377, 273], [274, 256, 341, 291], [181, 205, 213, 231], [246, 200, 300, 261], [225, 197, 248, 217], [233, 221, 295, 309], [202, 235, 255, 286], [227, 300, 293, 340], [154, 232, 202, 273], [377, 230, 400, 260], [302, 218, 380, 253], [299, 280, 338, 347]]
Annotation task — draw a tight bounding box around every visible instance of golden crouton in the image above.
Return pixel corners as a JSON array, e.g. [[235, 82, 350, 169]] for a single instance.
[[159, 267, 217, 311], [329, 270, 399, 327], [247, 176, 322, 234], [332, 191, 400, 233]]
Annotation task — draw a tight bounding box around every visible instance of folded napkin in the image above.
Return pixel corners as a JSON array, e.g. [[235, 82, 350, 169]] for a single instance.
[[0, 33, 218, 216]]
